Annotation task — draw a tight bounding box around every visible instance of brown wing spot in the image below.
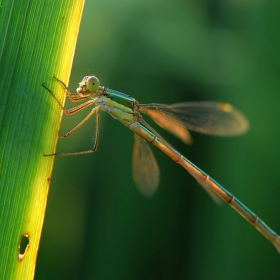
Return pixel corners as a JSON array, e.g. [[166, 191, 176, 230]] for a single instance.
[[219, 103, 233, 113]]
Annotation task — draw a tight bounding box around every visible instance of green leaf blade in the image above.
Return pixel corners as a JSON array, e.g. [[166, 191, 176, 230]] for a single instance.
[[0, 1, 85, 278]]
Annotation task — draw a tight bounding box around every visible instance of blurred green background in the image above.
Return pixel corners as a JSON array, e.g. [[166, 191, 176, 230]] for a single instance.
[[36, 0, 280, 279]]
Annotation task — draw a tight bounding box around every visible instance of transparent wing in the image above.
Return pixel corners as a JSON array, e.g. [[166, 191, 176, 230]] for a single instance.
[[132, 133, 160, 197], [140, 101, 249, 137], [139, 117, 222, 204], [141, 109, 193, 145]]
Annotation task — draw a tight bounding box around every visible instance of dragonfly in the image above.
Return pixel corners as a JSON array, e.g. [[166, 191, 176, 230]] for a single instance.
[[43, 75, 280, 253]]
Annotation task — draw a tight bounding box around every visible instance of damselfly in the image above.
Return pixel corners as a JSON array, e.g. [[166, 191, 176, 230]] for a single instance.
[[43, 75, 280, 253]]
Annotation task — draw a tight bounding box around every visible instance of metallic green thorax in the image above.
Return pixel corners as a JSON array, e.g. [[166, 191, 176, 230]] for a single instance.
[[102, 88, 138, 124], [105, 88, 136, 109]]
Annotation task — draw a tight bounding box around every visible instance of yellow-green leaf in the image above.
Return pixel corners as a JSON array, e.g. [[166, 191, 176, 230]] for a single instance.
[[0, 0, 85, 278]]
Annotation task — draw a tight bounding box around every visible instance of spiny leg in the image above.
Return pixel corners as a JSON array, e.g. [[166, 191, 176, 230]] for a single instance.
[[42, 83, 64, 110], [59, 105, 100, 138], [52, 76, 89, 102], [45, 109, 101, 156], [42, 83, 96, 115], [63, 99, 98, 116], [42, 78, 101, 156]]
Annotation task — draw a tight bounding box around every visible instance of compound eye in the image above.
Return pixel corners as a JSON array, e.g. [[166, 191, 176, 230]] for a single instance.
[[86, 76, 100, 92]]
